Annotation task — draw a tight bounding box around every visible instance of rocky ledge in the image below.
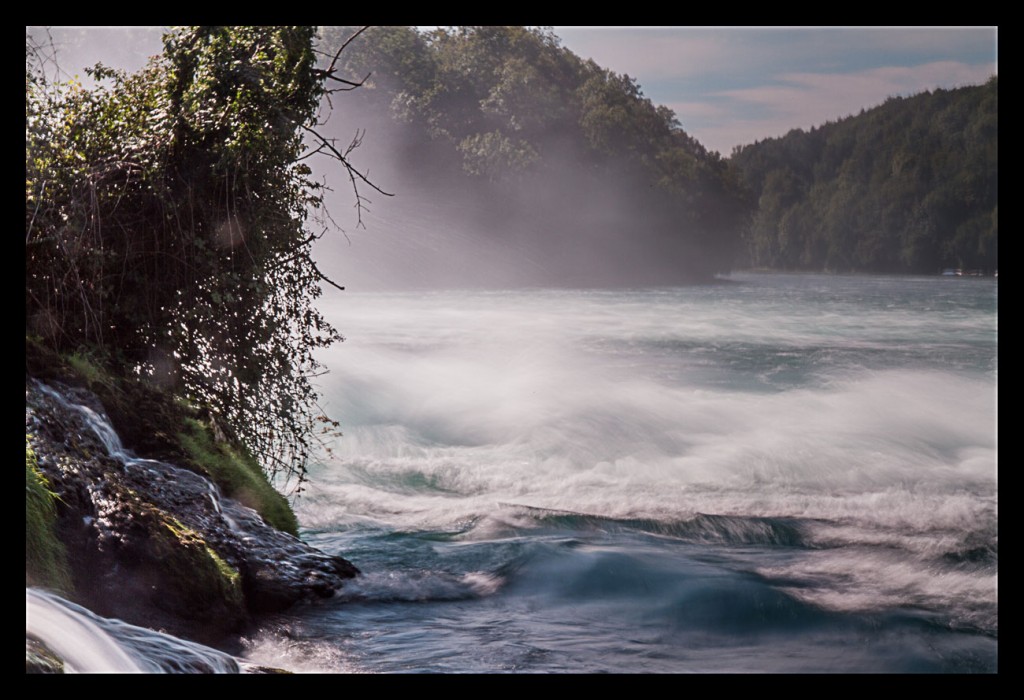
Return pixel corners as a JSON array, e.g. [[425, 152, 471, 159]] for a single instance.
[[26, 377, 359, 648]]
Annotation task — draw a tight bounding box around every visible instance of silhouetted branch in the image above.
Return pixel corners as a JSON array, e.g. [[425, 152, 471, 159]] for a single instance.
[[322, 71, 371, 92], [301, 124, 393, 228], [313, 262, 346, 292], [323, 26, 369, 76]]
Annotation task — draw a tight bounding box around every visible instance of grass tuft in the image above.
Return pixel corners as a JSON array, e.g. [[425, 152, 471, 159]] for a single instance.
[[26, 439, 72, 593], [177, 418, 299, 536]]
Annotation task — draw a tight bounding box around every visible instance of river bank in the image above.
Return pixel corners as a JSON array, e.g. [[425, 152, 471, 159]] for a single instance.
[[26, 345, 360, 672]]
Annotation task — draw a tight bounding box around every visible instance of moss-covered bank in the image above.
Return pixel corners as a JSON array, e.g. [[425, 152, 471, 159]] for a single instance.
[[177, 419, 298, 535]]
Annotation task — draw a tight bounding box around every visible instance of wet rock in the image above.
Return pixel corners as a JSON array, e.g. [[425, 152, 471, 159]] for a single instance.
[[26, 637, 64, 673], [25, 378, 359, 643]]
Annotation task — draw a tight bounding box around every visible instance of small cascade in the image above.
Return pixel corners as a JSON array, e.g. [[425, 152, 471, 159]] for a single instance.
[[26, 589, 240, 673], [30, 378, 239, 544], [201, 477, 243, 533], [26, 377, 360, 664], [33, 381, 131, 461]]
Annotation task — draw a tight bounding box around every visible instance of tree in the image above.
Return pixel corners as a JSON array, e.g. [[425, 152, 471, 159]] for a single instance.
[[730, 78, 997, 273], [26, 26, 384, 491]]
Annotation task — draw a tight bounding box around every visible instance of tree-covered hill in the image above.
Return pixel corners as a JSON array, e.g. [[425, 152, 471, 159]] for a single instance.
[[730, 77, 997, 274], [319, 26, 750, 284]]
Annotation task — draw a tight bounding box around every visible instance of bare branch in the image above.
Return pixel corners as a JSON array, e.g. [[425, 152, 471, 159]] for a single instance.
[[313, 262, 346, 292], [300, 123, 392, 228], [323, 72, 371, 92], [296, 141, 330, 162], [302, 125, 392, 197], [323, 26, 370, 77]]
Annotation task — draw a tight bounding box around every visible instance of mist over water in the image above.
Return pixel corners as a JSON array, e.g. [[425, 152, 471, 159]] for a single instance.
[[254, 273, 997, 672], [309, 87, 730, 291]]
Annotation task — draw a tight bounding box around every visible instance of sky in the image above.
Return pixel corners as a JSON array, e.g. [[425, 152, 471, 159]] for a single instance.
[[30, 26, 997, 157], [552, 26, 997, 155]]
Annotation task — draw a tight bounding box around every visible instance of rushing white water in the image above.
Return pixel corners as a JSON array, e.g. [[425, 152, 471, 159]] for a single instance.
[[304, 276, 995, 523], [26, 589, 240, 673], [261, 272, 996, 673], [26, 273, 996, 673]]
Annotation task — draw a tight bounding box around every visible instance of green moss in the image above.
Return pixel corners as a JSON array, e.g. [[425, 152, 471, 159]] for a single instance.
[[177, 418, 299, 536], [65, 350, 114, 390], [150, 512, 246, 616], [25, 439, 73, 593], [26, 336, 116, 390]]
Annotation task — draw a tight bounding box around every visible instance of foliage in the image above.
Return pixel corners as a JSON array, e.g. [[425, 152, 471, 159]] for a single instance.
[[26, 27, 373, 491], [65, 349, 115, 390], [731, 77, 997, 273], [26, 438, 73, 593]]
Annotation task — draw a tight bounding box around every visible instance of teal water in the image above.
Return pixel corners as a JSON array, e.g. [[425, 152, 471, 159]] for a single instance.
[[241, 273, 996, 673]]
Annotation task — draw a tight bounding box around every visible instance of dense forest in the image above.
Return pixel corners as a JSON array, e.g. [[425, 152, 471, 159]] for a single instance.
[[730, 77, 997, 274], [319, 26, 750, 285]]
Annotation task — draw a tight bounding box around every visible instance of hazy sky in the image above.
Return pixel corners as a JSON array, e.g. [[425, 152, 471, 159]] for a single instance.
[[31, 26, 997, 157], [553, 26, 997, 155]]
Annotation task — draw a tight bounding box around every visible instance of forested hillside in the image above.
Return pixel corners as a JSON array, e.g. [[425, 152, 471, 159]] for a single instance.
[[320, 26, 750, 284], [730, 77, 997, 274]]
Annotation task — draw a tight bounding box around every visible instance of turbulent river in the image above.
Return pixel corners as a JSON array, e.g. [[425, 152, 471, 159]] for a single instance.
[[29, 272, 997, 673], [237, 272, 996, 673]]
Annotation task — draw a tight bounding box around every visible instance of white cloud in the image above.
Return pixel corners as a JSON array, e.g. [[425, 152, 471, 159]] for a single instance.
[[714, 61, 996, 145]]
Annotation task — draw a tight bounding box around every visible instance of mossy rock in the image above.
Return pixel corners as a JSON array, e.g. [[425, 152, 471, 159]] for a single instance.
[[26, 335, 300, 537], [149, 509, 246, 617], [108, 503, 248, 630], [177, 418, 299, 536]]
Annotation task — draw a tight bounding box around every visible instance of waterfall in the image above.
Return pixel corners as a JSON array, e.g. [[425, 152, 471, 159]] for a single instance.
[[26, 378, 358, 672], [26, 588, 240, 673]]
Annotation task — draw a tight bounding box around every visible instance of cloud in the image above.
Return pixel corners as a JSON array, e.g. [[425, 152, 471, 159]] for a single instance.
[[555, 27, 994, 87], [669, 100, 731, 121], [555, 28, 738, 82], [715, 60, 995, 140], [554, 27, 997, 154]]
